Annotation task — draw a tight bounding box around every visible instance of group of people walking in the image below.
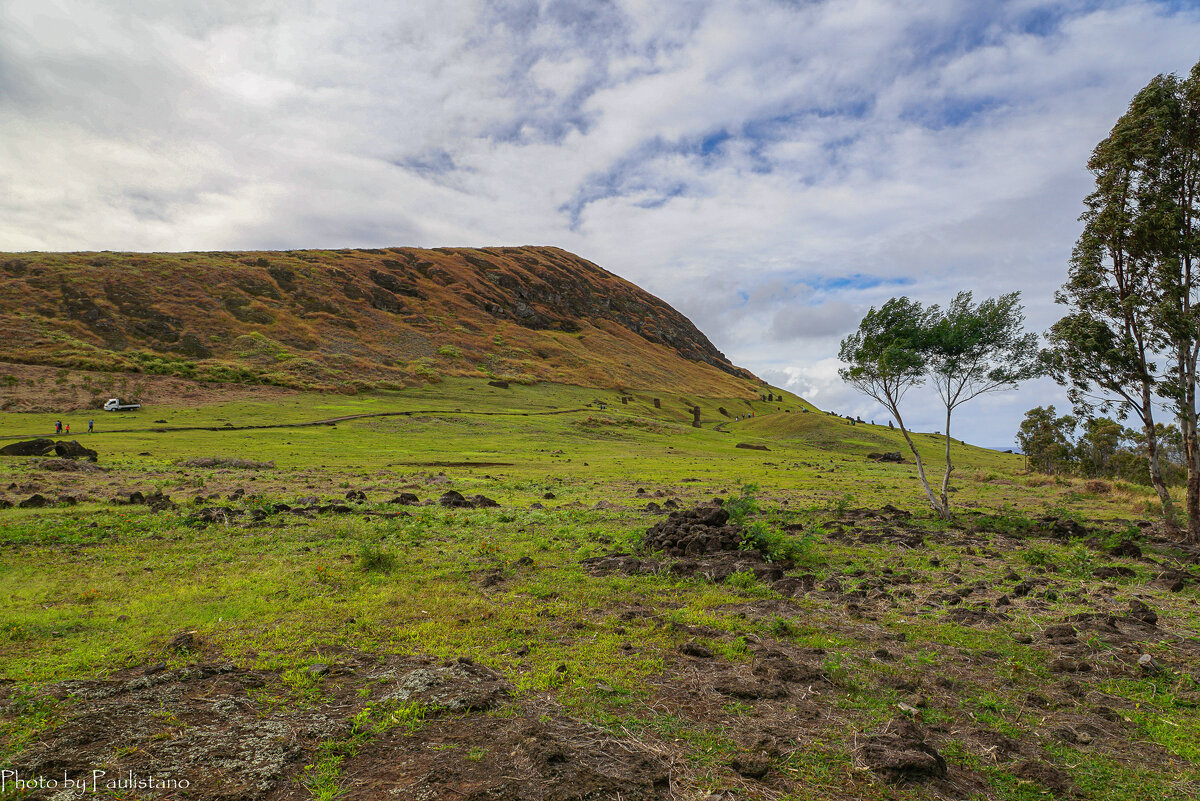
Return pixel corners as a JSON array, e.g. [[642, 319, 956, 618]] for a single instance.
[[54, 420, 93, 435]]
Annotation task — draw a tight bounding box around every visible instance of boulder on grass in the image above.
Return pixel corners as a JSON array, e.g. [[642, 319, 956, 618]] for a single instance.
[[53, 440, 98, 462], [0, 438, 55, 457]]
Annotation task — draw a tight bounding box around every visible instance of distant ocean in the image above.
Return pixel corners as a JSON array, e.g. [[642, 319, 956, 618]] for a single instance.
[[982, 446, 1022, 454]]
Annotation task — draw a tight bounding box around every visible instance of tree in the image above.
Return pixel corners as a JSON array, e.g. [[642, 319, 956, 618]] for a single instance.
[[839, 294, 1036, 519], [1047, 59, 1200, 540], [1077, 416, 1124, 477], [1017, 406, 1076, 474], [924, 292, 1040, 513], [838, 297, 943, 514]]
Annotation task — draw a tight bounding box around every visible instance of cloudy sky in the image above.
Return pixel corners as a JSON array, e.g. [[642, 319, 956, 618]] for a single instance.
[[3, 0, 1199, 446]]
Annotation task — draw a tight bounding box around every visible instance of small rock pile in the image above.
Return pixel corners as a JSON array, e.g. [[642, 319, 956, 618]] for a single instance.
[[640, 505, 743, 556], [438, 490, 499, 509]]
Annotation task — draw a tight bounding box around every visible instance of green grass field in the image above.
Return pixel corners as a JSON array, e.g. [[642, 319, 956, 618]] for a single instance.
[[1, 378, 1196, 800]]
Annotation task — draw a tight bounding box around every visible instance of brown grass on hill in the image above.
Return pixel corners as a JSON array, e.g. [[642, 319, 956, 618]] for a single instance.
[[0, 247, 761, 397]]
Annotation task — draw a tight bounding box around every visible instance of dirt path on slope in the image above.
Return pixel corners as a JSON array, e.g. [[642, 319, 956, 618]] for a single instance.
[[0, 407, 590, 441]]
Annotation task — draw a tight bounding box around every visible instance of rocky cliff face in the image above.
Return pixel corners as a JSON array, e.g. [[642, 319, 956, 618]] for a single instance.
[[0, 246, 757, 394]]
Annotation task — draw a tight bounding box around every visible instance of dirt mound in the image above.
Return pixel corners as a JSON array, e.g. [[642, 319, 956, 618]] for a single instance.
[[374, 658, 511, 713], [9, 662, 350, 801], [856, 718, 948, 782], [36, 458, 106, 473], [179, 457, 275, 469], [641, 505, 743, 556], [333, 705, 670, 801], [5, 654, 668, 801]]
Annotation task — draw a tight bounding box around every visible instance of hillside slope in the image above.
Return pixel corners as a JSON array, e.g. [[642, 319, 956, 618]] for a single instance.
[[0, 246, 758, 396]]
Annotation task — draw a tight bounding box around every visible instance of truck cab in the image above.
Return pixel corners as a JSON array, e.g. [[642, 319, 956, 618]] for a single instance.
[[103, 398, 141, 412]]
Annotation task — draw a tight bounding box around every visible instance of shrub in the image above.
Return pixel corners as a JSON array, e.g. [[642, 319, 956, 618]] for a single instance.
[[437, 345, 463, 359], [726, 570, 760, 591], [358, 541, 397, 574], [1021, 547, 1052, 567], [740, 521, 821, 565], [724, 483, 759, 524]]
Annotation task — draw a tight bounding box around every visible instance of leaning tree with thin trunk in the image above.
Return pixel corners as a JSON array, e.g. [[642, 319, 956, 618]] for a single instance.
[[924, 292, 1040, 515], [840, 294, 1036, 519], [838, 297, 944, 516], [1046, 58, 1200, 541]]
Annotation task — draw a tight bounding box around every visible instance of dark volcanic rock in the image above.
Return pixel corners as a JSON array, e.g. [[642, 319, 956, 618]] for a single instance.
[[641, 505, 743, 557], [18, 493, 47, 508], [54, 440, 98, 461], [0, 438, 56, 457], [439, 490, 474, 509]]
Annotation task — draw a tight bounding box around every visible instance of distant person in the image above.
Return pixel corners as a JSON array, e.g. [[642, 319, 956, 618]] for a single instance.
[[65, 423, 70, 435], [55, 420, 61, 434], [88, 419, 94, 433]]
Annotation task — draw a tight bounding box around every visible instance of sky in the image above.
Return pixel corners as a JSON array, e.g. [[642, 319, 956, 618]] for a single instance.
[[3, 0, 1199, 447]]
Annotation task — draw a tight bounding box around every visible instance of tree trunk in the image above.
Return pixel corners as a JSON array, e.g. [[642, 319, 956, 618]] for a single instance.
[[1143, 405, 1178, 534], [938, 404, 953, 516], [1183, 353, 1200, 544], [893, 406, 947, 518]]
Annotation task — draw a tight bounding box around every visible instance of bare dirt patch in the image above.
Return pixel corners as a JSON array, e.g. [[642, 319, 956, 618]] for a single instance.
[[0, 361, 296, 414]]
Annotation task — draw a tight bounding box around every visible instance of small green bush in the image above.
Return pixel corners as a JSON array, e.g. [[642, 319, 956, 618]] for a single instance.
[[739, 521, 821, 565], [725, 483, 759, 524], [358, 541, 397, 574]]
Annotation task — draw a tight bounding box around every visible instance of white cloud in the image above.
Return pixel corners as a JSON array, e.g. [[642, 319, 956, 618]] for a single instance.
[[2, 0, 1199, 445]]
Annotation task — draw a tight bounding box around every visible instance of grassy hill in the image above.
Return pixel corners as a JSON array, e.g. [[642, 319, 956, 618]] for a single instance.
[[2, 375, 1197, 801], [0, 246, 759, 400]]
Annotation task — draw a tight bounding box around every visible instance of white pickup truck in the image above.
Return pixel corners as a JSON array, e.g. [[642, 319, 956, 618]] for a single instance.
[[102, 398, 141, 412]]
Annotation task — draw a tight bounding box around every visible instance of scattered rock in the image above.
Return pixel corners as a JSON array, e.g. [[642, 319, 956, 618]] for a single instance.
[[641, 506, 742, 557], [378, 660, 512, 713], [1108, 540, 1142, 558], [1137, 654, 1164, 676], [1129, 599, 1158, 627], [735, 443, 769, 451], [439, 490, 474, 509], [679, 642, 714, 658], [1048, 657, 1091, 673], [389, 492, 419, 505], [166, 631, 198, 653], [17, 493, 47, 508], [867, 452, 905, 463], [1093, 566, 1136, 579]]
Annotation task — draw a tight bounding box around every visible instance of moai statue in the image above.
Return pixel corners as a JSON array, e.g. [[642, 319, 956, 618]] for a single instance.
[[653, 398, 661, 409], [692, 406, 701, 428], [621, 396, 628, 404]]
